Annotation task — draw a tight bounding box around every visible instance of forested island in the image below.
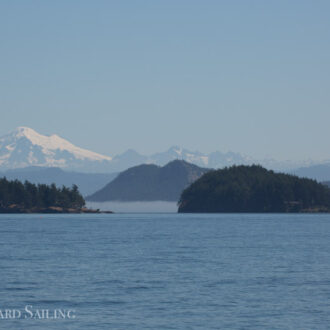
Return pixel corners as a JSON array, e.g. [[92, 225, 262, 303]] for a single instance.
[[178, 165, 330, 213], [0, 177, 103, 213]]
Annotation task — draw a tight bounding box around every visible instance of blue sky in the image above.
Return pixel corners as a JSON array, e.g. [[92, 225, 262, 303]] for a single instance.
[[1, 1, 329, 160]]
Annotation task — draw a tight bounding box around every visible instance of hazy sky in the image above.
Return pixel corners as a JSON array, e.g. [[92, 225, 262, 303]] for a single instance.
[[1, 1, 329, 160]]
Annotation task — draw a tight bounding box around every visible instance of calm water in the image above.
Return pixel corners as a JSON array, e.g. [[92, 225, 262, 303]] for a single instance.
[[1, 214, 330, 329]]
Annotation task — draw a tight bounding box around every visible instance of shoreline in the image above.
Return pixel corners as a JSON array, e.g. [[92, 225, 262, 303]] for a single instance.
[[0, 206, 113, 214]]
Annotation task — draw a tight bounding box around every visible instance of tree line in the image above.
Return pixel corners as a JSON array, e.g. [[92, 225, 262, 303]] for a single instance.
[[0, 177, 85, 210], [178, 165, 330, 213]]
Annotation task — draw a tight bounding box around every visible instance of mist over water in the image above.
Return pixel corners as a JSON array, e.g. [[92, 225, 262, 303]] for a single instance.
[[86, 201, 178, 213]]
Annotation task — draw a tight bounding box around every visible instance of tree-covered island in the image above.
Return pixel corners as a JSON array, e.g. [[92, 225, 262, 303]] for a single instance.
[[0, 177, 105, 213], [178, 165, 330, 213]]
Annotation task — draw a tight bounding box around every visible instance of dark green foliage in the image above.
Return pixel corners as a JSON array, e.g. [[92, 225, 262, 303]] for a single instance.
[[178, 165, 330, 213], [0, 177, 85, 210]]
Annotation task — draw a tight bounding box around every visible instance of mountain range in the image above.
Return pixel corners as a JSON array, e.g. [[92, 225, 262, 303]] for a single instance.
[[0, 126, 256, 172], [0, 167, 117, 196], [2, 127, 330, 184], [86, 160, 210, 202], [0, 126, 321, 174], [290, 164, 330, 182]]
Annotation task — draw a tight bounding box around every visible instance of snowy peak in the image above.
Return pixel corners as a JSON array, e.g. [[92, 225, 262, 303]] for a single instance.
[[151, 146, 211, 167], [8, 127, 111, 161], [13, 126, 37, 138], [0, 127, 112, 171]]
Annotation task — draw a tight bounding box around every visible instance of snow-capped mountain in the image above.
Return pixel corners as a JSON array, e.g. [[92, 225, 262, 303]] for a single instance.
[[0, 127, 320, 173], [146, 147, 319, 172], [0, 127, 112, 172], [106, 146, 254, 171], [150, 146, 209, 167], [148, 146, 252, 168]]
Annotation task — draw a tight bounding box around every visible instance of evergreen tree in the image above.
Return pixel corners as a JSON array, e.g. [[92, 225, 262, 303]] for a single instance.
[[0, 178, 85, 211]]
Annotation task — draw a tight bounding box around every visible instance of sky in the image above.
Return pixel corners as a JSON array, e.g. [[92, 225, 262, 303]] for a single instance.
[[1, 0, 329, 161]]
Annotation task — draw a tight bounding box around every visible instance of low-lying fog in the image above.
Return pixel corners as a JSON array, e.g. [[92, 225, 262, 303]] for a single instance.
[[86, 201, 178, 213]]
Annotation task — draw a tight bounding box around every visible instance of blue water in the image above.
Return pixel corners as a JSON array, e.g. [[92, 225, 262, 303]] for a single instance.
[[1, 214, 330, 329]]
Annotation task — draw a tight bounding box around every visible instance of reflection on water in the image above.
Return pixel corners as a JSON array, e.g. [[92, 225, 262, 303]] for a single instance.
[[86, 201, 178, 213]]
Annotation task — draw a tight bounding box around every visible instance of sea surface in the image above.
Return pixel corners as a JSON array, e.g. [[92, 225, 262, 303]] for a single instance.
[[1, 214, 330, 329]]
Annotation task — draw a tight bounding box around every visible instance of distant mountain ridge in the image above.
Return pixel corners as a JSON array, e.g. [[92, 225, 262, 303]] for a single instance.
[[290, 164, 330, 182], [86, 160, 210, 202], [0, 127, 253, 172], [107, 146, 254, 172], [0, 127, 327, 174], [110, 147, 319, 172], [0, 167, 117, 196]]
